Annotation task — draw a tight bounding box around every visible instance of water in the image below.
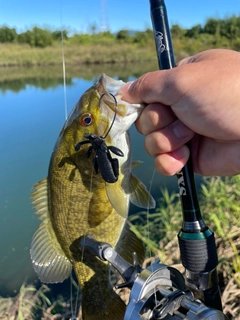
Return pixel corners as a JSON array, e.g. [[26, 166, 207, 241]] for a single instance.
[[0, 63, 178, 296]]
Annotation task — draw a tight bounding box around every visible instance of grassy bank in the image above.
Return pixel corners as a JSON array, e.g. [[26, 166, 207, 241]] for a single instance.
[[0, 42, 157, 67], [0, 176, 239, 319], [0, 33, 238, 68]]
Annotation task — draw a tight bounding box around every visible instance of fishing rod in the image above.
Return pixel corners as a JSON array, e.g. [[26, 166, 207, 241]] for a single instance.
[[78, 8, 227, 311], [78, 2, 228, 318], [149, 0, 222, 311]]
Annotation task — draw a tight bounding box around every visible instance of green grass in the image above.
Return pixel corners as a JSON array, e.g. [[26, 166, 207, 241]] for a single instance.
[[130, 176, 240, 319], [0, 42, 157, 67]]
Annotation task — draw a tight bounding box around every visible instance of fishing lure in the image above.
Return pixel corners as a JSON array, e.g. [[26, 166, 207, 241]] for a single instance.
[[75, 93, 124, 183]]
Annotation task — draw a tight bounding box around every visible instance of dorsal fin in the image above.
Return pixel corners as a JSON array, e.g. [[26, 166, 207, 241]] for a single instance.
[[30, 178, 72, 283]]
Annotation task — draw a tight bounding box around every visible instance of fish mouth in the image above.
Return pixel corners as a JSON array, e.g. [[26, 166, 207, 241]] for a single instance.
[[94, 73, 144, 138], [97, 74, 125, 97], [96, 74, 132, 117]]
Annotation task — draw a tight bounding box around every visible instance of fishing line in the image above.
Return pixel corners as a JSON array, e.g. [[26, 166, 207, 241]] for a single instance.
[[99, 93, 118, 139], [70, 273, 74, 318], [72, 273, 80, 320], [145, 168, 156, 257], [80, 164, 94, 264], [61, 39, 68, 120], [60, 0, 68, 120], [80, 235, 86, 265], [70, 274, 79, 320], [146, 168, 158, 307], [69, 273, 80, 319], [60, 3, 75, 318]]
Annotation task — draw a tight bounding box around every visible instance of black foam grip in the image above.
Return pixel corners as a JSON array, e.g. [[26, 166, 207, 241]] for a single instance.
[[178, 233, 218, 272]]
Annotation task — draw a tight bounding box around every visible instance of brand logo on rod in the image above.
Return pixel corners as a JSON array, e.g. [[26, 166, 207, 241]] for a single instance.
[[177, 171, 187, 195], [154, 31, 165, 54]]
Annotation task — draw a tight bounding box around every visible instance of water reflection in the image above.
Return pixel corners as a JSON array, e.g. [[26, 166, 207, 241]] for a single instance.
[[0, 62, 178, 296], [0, 77, 74, 94], [0, 61, 159, 93]]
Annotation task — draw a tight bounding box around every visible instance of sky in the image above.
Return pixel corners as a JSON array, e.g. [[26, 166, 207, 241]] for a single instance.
[[0, 0, 240, 34]]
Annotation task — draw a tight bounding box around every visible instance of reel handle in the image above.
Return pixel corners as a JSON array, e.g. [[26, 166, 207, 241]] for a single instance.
[[79, 235, 140, 288], [79, 235, 228, 320]]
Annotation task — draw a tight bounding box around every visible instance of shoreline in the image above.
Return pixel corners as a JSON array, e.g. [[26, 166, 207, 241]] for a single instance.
[[0, 60, 159, 85], [0, 40, 237, 69], [0, 42, 158, 68]]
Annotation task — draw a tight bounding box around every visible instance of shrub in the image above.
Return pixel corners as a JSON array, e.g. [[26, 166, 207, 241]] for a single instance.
[[17, 27, 53, 48], [51, 30, 68, 41], [0, 26, 17, 43]]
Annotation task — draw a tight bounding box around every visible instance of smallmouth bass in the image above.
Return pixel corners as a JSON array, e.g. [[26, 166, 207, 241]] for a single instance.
[[30, 74, 155, 320]]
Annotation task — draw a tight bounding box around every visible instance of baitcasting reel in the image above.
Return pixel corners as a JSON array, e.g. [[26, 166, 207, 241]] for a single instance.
[[79, 235, 228, 320]]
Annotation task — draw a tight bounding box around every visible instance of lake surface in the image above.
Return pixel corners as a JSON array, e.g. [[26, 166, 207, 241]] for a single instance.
[[0, 62, 184, 296]]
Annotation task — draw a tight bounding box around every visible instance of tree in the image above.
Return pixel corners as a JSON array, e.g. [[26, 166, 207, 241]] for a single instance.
[[0, 26, 17, 43], [17, 27, 52, 47], [224, 15, 240, 40], [18, 30, 34, 46], [32, 27, 52, 47], [203, 18, 220, 35], [88, 23, 97, 34], [171, 24, 185, 38], [133, 29, 153, 44], [116, 29, 130, 41], [185, 24, 202, 38], [52, 30, 68, 41]]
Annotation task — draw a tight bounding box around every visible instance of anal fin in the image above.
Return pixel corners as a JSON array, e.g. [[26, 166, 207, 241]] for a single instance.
[[115, 223, 145, 265]]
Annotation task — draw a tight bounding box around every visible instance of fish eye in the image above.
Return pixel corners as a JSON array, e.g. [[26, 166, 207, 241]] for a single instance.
[[80, 113, 93, 127]]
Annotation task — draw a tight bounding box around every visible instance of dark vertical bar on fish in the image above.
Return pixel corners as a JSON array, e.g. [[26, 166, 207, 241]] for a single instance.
[[149, 0, 223, 311]]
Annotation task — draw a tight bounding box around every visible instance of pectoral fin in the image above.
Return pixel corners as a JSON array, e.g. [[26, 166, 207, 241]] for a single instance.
[[30, 178, 72, 283], [131, 160, 143, 169], [129, 174, 156, 209], [106, 182, 129, 218]]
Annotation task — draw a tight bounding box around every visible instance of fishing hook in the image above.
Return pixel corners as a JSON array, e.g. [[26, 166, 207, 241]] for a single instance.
[[75, 92, 124, 183], [98, 93, 118, 139]]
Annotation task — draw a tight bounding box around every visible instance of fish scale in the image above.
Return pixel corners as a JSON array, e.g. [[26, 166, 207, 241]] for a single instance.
[[30, 74, 155, 320]]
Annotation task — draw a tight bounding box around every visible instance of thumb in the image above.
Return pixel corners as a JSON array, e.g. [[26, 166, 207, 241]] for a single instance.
[[119, 69, 186, 106]]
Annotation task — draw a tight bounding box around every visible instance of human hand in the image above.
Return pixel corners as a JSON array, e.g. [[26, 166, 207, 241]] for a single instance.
[[120, 49, 240, 177]]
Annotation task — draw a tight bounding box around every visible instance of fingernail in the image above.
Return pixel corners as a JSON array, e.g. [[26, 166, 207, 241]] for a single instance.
[[172, 145, 189, 161], [173, 120, 193, 139]]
